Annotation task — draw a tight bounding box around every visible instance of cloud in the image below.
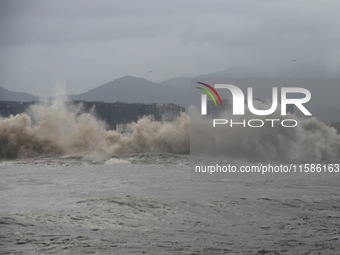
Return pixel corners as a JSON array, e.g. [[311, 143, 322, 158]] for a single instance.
[[0, 0, 340, 95]]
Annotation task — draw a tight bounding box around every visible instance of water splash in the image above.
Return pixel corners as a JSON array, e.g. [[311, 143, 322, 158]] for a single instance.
[[1, 98, 339, 163], [0, 99, 189, 160], [190, 102, 340, 163]]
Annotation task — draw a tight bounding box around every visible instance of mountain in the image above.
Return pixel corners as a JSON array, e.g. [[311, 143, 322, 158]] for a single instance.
[[71, 76, 189, 107], [162, 77, 191, 89], [0, 87, 38, 102], [2, 71, 340, 121], [161, 66, 262, 90]]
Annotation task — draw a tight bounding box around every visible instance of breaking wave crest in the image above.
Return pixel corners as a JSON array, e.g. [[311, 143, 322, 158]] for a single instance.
[[0, 99, 189, 160], [0, 98, 339, 163], [190, 103, 340, 163]]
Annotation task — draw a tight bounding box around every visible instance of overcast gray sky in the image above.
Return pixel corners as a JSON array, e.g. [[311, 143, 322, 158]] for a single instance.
[[1, 0, 340, 96]]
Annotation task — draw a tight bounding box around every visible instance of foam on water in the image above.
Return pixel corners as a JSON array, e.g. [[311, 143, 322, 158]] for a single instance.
[[104, 158, 131, 165]]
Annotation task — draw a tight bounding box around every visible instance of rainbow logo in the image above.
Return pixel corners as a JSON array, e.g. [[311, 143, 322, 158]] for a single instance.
[[196, 82, 223, 106]]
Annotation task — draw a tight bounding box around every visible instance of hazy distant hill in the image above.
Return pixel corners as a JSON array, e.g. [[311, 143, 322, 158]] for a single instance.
[[162, 72, 340, 122], [2, 71, 340, 121], [162, 77, 191, 89], [0, 87, 38, 102], [161, 66, 261, 90], [71, 76, 189, 107]]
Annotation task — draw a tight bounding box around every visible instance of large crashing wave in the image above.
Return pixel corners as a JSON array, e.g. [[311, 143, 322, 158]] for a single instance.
[[0, 99, 339, 162], [0, 100, 189, 160], [189, 103, 340, 163]]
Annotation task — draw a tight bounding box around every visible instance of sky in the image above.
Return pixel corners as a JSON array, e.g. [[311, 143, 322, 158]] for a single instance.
[[0, 0, 340, 96]]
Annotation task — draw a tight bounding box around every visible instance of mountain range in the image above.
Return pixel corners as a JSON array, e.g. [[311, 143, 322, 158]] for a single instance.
[[71, 76, 189, 107], [1, 67, 340, 121], [0, 76, 189, 107], [0, 67, 259, 104]]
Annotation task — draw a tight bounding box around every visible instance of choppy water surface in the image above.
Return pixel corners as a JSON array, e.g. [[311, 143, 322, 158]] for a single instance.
[[1, 155, 340, 254]]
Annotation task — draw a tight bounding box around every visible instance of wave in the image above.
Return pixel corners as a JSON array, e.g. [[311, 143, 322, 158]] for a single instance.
[[190, 103, 340, 163], [0, 98, 339, 163], [0, 99, 189, 160]]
